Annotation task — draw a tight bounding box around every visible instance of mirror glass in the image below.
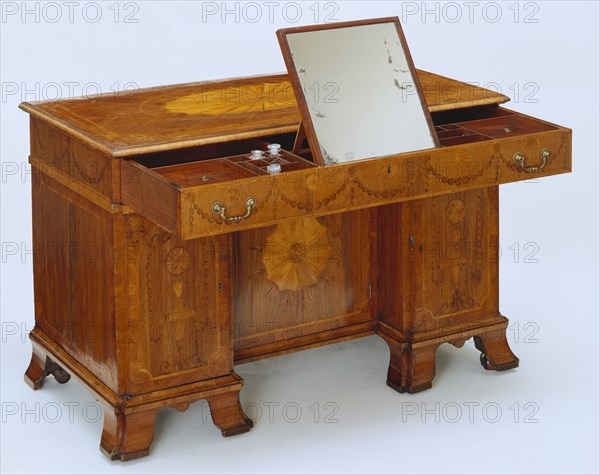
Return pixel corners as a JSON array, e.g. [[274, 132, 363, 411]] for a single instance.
[[278, 19, 438, 165]]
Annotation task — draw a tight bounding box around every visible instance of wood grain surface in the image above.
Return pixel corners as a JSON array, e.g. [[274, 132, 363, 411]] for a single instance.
[[20, 70, 509, 156]]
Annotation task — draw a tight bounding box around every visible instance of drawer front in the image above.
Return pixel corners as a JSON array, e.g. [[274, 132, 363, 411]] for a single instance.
[[121, 127, 571, 240]]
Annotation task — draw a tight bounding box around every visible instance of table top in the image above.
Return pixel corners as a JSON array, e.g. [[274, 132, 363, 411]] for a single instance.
[[20, 70, 509, 158]]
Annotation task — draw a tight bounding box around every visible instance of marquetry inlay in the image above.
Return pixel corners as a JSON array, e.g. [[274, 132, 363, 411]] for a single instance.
[[262, 217, 332, 292], [164, 82, 295, 116]]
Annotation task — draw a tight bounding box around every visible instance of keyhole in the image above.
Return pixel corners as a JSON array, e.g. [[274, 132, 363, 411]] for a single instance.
[[409, 235, 415, 249]]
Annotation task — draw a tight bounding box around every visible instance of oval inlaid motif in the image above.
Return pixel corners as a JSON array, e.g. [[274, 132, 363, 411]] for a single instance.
[[164, 82, 296, 116], [165, 247, 190, 275], [446, 198, 466, 224], [263, 217, 332, 292]]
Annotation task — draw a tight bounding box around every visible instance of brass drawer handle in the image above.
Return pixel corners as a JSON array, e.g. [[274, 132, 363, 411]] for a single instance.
[[211, 197, 256, 223], [513, 149, 550, 173]]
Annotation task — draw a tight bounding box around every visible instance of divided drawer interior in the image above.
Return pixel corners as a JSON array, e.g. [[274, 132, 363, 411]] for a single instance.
[[153, 151, 316, 188], [132, 133, 316, 188], [127, 106, 561, 188], [433, 107, 558, 146]]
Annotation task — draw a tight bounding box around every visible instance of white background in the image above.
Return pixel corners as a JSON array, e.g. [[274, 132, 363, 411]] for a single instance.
[[1, 1, 598, 473]]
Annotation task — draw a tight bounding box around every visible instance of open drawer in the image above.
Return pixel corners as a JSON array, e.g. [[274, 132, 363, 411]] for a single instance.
[[121, 107, 571, 239]]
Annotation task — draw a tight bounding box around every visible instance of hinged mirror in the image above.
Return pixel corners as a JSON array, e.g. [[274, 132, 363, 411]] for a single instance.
[[277, 17, 439, 166]]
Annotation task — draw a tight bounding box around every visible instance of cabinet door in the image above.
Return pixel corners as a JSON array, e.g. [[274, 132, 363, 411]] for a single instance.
[[124, 214, 232, 394], [233, 210, 374, 359], [411, 187, 500, 337]]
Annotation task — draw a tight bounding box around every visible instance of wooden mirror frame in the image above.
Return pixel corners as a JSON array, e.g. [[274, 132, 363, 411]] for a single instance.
[[277, 17, 439, 166]]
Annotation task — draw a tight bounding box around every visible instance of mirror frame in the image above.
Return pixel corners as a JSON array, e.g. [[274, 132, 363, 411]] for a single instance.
[[277, 17, 439, 166]]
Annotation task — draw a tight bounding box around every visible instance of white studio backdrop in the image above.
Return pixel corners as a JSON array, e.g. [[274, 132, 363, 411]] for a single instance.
[[1, 1, 598, 474]]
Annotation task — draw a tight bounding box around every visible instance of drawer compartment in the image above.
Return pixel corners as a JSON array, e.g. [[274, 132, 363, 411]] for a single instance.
[[433, 108, 559, 146], [154, 158, 257, 187], [121, 107, 571, 240]]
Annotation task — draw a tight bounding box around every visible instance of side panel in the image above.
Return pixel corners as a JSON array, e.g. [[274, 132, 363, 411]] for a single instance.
[[32, 169, 118, 391], [377, 202, 414, 334], [30, 118, 117, 201]]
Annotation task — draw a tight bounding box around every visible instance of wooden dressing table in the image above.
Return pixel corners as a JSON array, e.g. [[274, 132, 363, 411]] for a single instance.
[[21, 63, 571, 460]]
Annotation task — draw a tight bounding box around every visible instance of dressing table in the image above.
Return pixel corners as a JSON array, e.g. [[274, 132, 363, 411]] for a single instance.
[[20, 18, 571, 460]]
